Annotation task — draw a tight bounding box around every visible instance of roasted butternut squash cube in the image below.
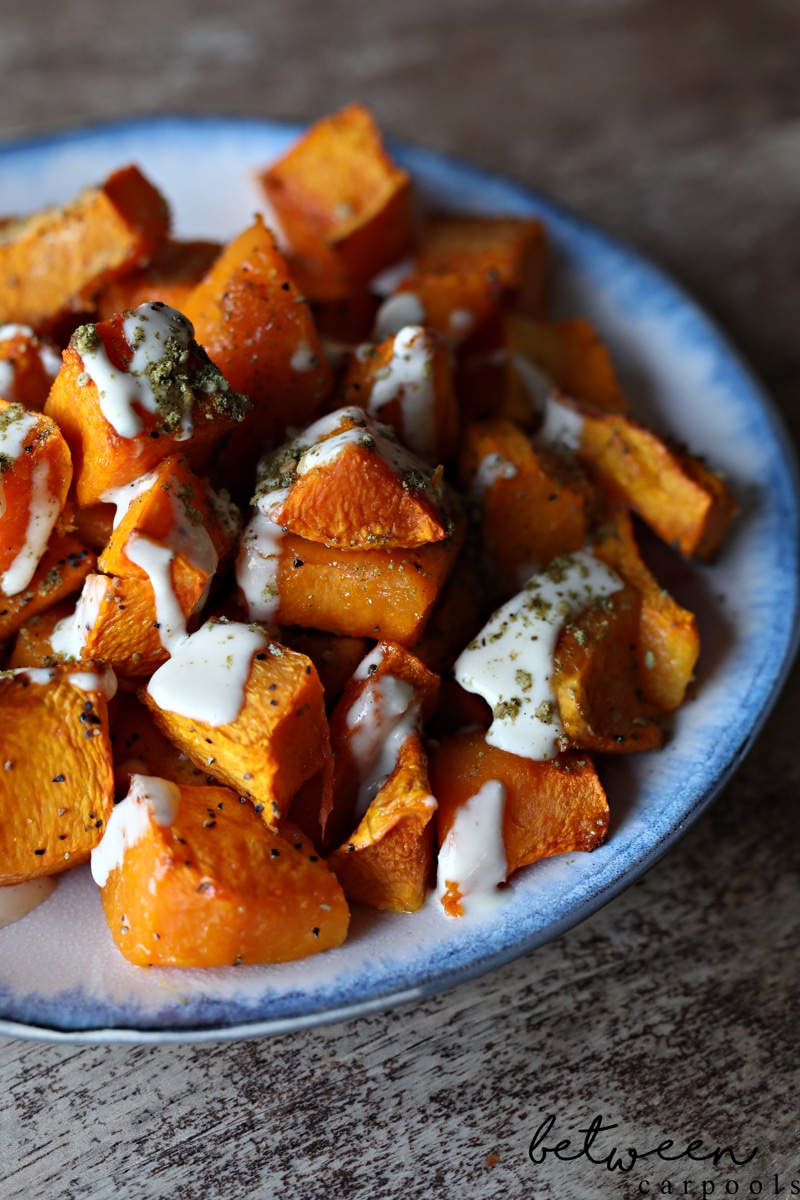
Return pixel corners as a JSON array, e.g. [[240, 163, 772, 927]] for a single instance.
[[0, 533, 96, 642], [0, 323, 62, 410], [94, 778, 349, 966], [0, 165, 170, 332], [537, 394, 737, 559], [415, 215, 549, 318], [142, 619, 331, 825], [324, 641, 439, 849], [44, 302, 248, 506], [0, 661, 116, 884], [237, 513, 465, 644], [337, 327, 459, 464], [428, 731, 609, 915], [458, 417, 591, 589], [110, 692, 233, 796], [254, 406, 452, 549], [593, 504, 700, 711], [182, 217, 332, 458], [258, 103, 413, 292], [328, 732, 436, 912], [0, 401, 73, 597], [552, 583, 663, 753]]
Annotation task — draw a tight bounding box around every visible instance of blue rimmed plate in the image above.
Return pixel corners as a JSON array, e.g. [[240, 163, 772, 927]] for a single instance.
[[0, 116, 797, 1044]]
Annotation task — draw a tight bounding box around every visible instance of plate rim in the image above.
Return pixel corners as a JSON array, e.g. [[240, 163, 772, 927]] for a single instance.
[[1, 112, 798, 1046]]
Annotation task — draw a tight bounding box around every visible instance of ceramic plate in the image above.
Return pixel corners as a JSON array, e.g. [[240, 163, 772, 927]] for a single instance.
[[0, 117, 797, 1044]]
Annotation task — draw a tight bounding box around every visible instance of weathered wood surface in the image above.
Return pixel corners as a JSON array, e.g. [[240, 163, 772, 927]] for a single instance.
[[1, 2, 798, 1197]]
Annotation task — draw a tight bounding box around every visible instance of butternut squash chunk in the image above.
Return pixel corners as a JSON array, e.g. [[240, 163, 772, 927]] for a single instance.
[[337, 327, 459, 464], [328, 732, 436, 912], [95, 779, 348, 967], [415, 215, 549, 318], [593, 505, 700, 711], [552, 584, 663, 753], [141, 620, 331, 825], [428, 731, 609, 914], [0, 401, 73, 597], [375, 267, 503, 347], [565, 399, 737, 559], [182, 217, 332, 455], [0, 324, 61, 410], [237, 514, 465, 644], [258, 103, 413, 294], [0, 662, 116, 884], [509, 315, 630, 414], [44, 303, 248, 506], [255, 407, 451, 549], [0, 533, 96, 642], [56, 573, 180, 678], [458, 417, 591, 588], [324, 641, 439, 849], [0, 165, 170, 331]]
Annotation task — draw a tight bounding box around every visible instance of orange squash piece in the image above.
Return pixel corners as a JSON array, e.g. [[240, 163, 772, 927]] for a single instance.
[[0, 165, 170, 332], [0, 400, 73, 597], [509, 316, 630, 414], [44, 303, 248, 507], [573, 403, 738, 558], [324, 641, 439, 850], [141, 620, 331, 825], [182, 217, 332, 455], [415, 215, 549, 318], [56, 573, 179, 678], [7, 601, 74, 668], [0, 533, 96, 642], [593, 504, 700, 711], [96, 779, 348, 967], [96, 238, 222, 321], [428, 731, 609, 905], [327, 732, 436, 912], [0, 661, 116, 885], [98, 454, 239, 581], [237, 513, 465, 644], [458, 417, 591, 589], [256, 407, 451, 549], [337, 327, 459, 463], [258, 103, 414, 295], [0, 324, 62, 410], [375, 267, 503, 347], [552, 583, 663, 753]]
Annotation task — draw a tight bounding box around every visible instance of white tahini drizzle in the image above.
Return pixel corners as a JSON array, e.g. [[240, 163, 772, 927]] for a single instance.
[[236, 510, 286, 623], [470, 452, 518, 501], [91, 774, 181, 888], [125, 535, 189, 653], [290, 340, 319, 373], [373, 291, 426, 341], [0, 876, 58, 930], [146, 620, 268, 726], [511, 352, 585, 453], [537, 393, 585, 453], [436, 779, 508, 916], [101, 468, 162, 529], [345, 656, 432, 820], [50, 575, 110, 661], [454, 551, 623, 760], [11, 663, 117, 700], [367, 325, 438, 461], [77, 304, 195, 440]]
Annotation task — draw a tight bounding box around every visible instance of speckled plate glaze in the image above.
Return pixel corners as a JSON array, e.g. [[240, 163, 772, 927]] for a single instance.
[[0, 117, 797, 1045]]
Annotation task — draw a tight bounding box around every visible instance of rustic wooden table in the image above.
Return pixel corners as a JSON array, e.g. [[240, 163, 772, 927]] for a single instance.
[[1, 2, 798, 1197]]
